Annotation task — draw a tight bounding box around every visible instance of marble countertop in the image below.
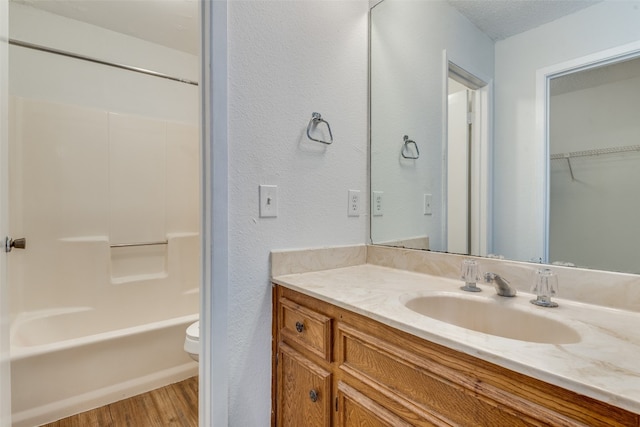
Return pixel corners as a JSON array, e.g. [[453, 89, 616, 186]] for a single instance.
[[273, 263, 640, 414]]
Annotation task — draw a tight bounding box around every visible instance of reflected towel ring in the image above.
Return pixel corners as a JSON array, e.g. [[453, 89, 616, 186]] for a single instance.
[[306, 112, 333, 145], [401, 135, 419, 159]]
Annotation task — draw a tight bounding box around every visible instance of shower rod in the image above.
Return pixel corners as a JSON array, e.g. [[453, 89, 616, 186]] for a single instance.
[[110, 240, 168, 248], [9, 39, 199, 86]]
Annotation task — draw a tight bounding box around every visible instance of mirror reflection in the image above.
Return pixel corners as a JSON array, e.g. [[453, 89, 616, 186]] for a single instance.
[[370, 0, 640, 274], [549, 56, 640, 273]]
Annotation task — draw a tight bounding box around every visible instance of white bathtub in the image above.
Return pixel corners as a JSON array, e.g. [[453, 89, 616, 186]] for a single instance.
[[10, 306, 198, 427]]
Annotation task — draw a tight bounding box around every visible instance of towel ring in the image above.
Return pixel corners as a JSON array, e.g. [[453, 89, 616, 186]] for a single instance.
[[306, 112, 333, 145], [401, 135, 419, 159]]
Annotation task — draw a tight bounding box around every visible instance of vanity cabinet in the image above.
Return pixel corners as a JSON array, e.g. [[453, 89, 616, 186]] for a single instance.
[[275, 296, 333, 427], [277, 343, 331, 427], [272, 285, 640, 427]]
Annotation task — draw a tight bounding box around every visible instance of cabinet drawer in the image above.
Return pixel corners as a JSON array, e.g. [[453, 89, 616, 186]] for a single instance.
[[337, 323, 565, 427], [279, 297, 332, 361], [337, 381, 415, 427]]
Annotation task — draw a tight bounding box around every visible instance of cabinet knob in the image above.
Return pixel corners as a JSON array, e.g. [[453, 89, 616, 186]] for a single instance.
[[309, 389, 318, 402], [295, 321, 304, 333]]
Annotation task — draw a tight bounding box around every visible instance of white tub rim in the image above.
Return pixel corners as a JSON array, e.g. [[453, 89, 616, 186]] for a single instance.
[[10, 311, 198, 361]]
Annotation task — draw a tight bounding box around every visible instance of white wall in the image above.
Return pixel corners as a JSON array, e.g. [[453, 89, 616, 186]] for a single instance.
[[227, 1, 369, 424], [9, 3, 198, 124], [549, 74, 640, 273], [370, 0, 494, 249], [493, 1, 640, 262]]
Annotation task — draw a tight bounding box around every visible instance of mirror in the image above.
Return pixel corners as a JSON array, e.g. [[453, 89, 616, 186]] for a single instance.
[[548, 55, 640, 274], [370, 0, 640, 274]]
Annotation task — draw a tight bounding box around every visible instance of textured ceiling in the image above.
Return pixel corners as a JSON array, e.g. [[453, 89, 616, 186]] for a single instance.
[[448, 0, 601, 41]]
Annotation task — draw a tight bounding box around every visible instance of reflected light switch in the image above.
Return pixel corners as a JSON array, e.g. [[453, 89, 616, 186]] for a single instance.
[[424, 194, 432, 215], [372, 191, 383, 216]]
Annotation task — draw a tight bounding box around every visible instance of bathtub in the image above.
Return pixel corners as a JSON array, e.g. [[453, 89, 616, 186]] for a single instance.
[[10, 306, 198, 427]]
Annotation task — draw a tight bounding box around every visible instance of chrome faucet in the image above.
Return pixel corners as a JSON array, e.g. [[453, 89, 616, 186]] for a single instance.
[[483, 272, 517, 297]]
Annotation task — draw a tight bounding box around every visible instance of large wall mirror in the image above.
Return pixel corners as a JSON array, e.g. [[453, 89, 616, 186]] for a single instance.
[[370, 0, 640, 274]]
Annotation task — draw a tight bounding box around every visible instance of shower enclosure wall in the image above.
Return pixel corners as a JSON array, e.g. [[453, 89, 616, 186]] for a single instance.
[[7, 4, 200, 426]]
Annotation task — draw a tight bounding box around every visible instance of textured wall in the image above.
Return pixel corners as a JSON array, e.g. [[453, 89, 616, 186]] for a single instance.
[[228, 1, 369, 424]]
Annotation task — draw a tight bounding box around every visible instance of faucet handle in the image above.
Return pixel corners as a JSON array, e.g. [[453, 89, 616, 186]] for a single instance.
[[460, 259, 481, 292], [530, 268, 559, 307]]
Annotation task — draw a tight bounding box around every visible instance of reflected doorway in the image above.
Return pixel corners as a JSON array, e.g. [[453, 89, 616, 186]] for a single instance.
[[548, 55, 640, 273], [446, 63, 489, 256]]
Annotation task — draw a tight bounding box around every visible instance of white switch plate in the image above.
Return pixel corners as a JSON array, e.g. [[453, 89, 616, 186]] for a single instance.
[[424, 193, 432, 215], [348, 190, 360, 217], [372, 191, 383, 216], [259, 185, 278, 218]]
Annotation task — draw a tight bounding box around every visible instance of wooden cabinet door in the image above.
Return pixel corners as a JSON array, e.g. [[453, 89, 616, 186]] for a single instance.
[[336, 381, 416, 427], [277, 343, 331, 427]]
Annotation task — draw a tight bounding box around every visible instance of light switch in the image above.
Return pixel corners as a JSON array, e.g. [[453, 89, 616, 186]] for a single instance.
[[259, 185, 278, 218]]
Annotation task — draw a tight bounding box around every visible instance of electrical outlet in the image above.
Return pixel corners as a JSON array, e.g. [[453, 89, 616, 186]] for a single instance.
[[424, 193, 432, 215], [259, 185, 278, 218], [348, 190, 360, 217], [372, 191, 383, 216]]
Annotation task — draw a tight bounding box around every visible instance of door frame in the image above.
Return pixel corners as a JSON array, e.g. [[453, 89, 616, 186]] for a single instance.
[[0, 0, 12, 422], [442, 50, 493, 257], [200, 0, 229, 425]]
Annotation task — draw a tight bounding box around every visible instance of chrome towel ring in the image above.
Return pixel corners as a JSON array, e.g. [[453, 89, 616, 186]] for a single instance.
[[401, 135, 419, 159], [306, 112, 333, 145]]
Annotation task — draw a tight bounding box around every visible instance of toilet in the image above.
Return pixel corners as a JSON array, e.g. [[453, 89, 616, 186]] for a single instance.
[[184, 321, 199, 362]]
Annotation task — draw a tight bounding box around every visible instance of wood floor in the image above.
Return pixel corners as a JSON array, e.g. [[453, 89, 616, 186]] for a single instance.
[[41, 377, 198, 427]]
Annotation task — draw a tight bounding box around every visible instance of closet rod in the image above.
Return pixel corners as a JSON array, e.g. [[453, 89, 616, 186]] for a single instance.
[[9, 39, 199, 86], [550, 144, 640, 160]]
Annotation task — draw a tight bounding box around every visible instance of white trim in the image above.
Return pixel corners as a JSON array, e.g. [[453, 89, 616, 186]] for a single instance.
[[443, 49, 492, 256], [0, 0, 11, 423], [200, 1, 229, 426], [441, 50, 449, 249], [536, 40, 640, 264], [472, 81, 493, 256]]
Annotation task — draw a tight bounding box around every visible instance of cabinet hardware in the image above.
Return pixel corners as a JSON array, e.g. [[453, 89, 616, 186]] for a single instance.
[[309, 389, 319, 402], [295, 321, 304, 333]]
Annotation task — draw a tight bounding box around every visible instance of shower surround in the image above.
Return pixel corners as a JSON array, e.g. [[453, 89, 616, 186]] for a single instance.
[[7, 97, 200, 427]]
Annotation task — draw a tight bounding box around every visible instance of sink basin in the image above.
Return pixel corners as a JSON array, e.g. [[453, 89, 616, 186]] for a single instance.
[[404, 294, 581, 344]]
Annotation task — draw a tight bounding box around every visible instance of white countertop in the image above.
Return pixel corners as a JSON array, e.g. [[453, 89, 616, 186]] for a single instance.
[[273, 263, 640, 414]]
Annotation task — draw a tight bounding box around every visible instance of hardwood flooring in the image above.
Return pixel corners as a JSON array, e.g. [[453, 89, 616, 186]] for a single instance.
[[41, 377, 198, 427]]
